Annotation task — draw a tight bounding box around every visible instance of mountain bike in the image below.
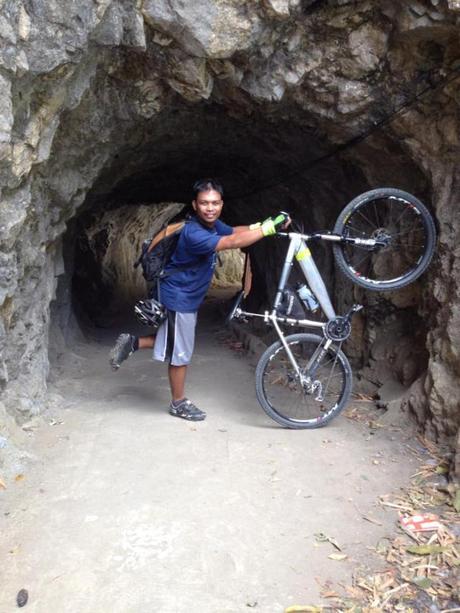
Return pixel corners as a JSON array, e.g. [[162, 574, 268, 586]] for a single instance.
[[227, 188, 436, 429]]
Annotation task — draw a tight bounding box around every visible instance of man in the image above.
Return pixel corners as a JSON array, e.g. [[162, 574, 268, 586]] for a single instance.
[[109, 178, 289, 421]]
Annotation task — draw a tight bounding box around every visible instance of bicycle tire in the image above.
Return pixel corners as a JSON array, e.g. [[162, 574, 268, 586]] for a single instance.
[[255, 333, 352, 429], [333, 188, 436, 291]]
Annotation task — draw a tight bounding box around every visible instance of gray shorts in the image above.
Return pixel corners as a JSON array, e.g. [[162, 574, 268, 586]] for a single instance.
[[153, 310, 198, 366]]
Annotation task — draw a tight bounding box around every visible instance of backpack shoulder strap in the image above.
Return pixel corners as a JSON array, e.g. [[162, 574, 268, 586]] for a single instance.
[[147, 221, 185, 253]]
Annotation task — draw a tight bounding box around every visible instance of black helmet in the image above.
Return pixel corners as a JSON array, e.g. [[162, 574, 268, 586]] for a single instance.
[[134, 298, 167, 328]]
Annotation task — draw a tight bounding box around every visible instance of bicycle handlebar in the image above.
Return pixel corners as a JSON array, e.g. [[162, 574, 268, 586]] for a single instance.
[[275, 230, 382, 247]]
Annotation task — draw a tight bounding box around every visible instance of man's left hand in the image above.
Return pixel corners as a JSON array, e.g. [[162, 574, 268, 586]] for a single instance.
[[273, 211, 291, 231], [261, 212, 291, 236]]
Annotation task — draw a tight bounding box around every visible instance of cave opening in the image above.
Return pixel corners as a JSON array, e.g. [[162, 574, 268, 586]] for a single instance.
[[50, 100, 430, 398], [65, 104, 366, 323]]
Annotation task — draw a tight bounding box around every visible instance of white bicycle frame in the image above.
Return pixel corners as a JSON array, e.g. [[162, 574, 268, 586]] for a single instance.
[[233, 231, 366, 383]]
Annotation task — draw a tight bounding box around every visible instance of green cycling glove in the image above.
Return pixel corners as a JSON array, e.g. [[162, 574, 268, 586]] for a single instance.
[[249, 215, 273, 231], [261, 212, 289, 237]]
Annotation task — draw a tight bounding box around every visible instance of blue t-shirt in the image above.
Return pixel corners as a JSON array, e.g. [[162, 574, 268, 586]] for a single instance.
[[159, 217, 233, 312]]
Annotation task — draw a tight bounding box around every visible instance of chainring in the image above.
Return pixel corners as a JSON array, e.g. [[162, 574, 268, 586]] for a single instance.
[[325, 316, 351, 341]]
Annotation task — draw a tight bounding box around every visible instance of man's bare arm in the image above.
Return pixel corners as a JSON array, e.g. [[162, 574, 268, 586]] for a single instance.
[[217, 215, 291, 251], [216, 228, 263, 251]]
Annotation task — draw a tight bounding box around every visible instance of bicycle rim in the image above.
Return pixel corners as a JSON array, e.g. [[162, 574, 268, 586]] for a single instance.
[[255, 334, 352, 429], [335, 191, 435, 290]]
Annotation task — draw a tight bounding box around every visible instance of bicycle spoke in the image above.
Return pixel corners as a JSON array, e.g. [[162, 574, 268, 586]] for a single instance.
[[346, 249, 371, 272], [353, 208, 379, 229], [392, 205, 413, 227], [344, 223, 368, 235], [373, 201, 381, 228], [365, 252, 373, 279], [389, 227, 425, 241], [388, 201, 394, 228], [321, 343, 343, 396]]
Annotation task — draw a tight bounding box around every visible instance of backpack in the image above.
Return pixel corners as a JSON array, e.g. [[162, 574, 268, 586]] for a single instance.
[[134, 220, 186, 283]]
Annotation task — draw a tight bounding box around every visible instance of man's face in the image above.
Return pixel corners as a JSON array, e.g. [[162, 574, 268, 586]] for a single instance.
[[193, 189, 223, 227]]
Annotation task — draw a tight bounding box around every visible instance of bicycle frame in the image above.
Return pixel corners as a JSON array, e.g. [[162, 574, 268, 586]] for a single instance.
[[233, 231, 349, 379]]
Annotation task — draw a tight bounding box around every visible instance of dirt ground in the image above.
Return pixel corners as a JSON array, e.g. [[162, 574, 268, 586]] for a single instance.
[[0, 296, 443, 613]]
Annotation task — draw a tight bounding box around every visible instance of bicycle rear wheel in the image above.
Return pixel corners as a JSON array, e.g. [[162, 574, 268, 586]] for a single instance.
[[255, 333, 352, 429], [333, 188, 436, 291]]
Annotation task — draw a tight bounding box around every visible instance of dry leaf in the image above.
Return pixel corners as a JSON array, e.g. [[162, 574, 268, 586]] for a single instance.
[[345, 585, 366, 599], [435, 465, 448, 474], [411, 576, 432, 589], [15, 474, 24, 482], [314, 532, 341, 550], [406, 544, 446, 555], [362, 515, 383, 526], [453, 489, 460, 513], [328, 553, 348, 561], [0, 477, 6, 490], [320, 590, 340, 598]]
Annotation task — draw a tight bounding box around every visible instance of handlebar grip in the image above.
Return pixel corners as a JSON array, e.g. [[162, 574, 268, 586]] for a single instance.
[[273, 212, 289, 229]]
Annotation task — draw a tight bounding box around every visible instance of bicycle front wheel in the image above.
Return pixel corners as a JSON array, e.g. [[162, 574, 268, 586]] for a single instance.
[[255, 333, 352, 429], [333, 188, 436, 291]]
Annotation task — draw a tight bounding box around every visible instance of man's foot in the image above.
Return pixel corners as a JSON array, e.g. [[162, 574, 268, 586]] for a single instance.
[[110, 333, 136, 370], [169, 398, 206, 421]]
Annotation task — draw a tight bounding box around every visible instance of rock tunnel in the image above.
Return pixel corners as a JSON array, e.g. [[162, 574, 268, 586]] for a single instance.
[[68, 105, 371, 324], [1, 0, 459, 475]]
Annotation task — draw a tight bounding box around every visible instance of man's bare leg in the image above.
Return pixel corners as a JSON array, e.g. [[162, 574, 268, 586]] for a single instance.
[[168, 364, 187, 402], [139, 336, 154, 349], [168, 364, 206, 421]]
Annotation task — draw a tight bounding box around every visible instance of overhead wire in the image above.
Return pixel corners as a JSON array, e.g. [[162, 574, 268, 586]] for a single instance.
[[226, 63, 460, 201]]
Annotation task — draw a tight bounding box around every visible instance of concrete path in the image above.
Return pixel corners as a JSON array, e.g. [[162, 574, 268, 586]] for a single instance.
[[0, 297, 419, 613]]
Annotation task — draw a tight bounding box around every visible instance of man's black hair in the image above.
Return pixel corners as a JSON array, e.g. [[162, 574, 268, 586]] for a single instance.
[[192, 178, 224, 199]]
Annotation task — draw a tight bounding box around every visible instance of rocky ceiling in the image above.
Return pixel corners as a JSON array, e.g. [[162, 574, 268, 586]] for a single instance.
[[0, 0, 459, 474]]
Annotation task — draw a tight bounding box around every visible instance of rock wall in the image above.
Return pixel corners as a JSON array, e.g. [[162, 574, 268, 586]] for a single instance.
[[0, 0, 459, 473], [72, 202, 185, 318]]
